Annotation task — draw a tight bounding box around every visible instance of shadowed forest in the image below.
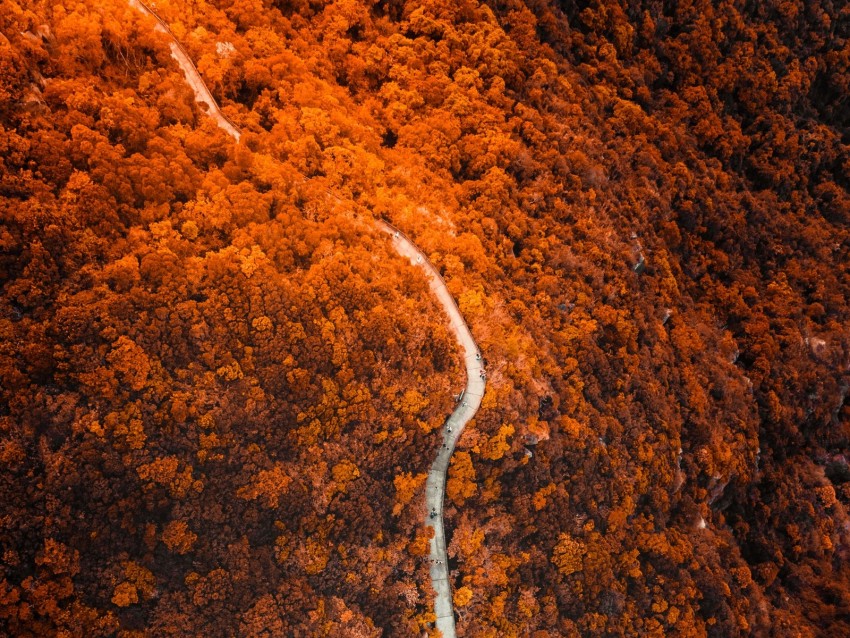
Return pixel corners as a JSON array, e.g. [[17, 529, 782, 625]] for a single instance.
[[1, 0, 849, 636]]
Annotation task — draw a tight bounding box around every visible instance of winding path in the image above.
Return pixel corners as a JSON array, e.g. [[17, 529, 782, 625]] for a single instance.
[[377, 222, 486, 637], [129, 3, 484, 635], [128, 0, 240, 140]]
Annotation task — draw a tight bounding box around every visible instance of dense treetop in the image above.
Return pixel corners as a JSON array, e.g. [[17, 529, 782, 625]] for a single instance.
[[1, 0, 849, 636]]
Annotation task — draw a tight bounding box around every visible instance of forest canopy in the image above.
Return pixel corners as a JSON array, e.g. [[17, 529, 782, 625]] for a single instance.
[[1, 0, 849, 636]]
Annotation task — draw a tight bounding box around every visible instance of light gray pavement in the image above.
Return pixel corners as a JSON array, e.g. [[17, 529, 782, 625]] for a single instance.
[[379, 223, 485, 638], [128, 9, 482, 633], [129, 0, 241, 141]]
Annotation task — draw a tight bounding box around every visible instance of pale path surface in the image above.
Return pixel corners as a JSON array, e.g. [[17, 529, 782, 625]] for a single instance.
[[378, 222, 486, 638], [129, 0, 241, 140], [127, 5, 483, 633]]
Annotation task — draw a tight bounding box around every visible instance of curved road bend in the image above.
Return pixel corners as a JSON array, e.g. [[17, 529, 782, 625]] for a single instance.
[[378, 222, 485, 638], [126, 6, 485, 634]]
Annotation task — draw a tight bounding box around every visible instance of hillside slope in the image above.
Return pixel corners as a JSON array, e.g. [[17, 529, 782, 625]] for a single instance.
[[2, 1, 850, 637]]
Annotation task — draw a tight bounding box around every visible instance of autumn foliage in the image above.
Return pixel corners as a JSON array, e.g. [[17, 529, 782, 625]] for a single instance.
[[2, 0, 850, 636]]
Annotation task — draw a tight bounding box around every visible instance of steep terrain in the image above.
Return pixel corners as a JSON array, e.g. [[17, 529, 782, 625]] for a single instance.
[[2, 1, 850, 637]]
